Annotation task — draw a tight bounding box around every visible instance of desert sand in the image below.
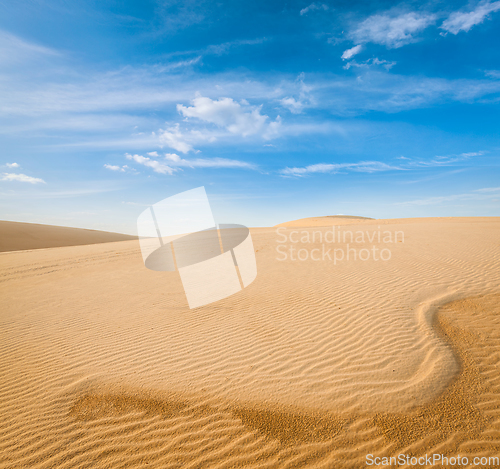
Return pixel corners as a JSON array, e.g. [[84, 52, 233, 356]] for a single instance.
[[0, 220, 136, 253], [1, 217, 500, 468], [276, 215, 375, 227]]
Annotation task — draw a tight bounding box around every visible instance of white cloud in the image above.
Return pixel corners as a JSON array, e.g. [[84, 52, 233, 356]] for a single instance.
[[397, 187, 500, 205], [104, 164, 125, 172], [165, 153, 181, 162], [125, 153, 175, 175], [280, 160, 401, 176], [147, 151, 159, 157], [371, 57, 397, 69], [264, 115, 282, 139], [475, 186, 500, 192], [1, 172, 45, 184], [280, 151, 478, 178], [407, 151, 482, 167], [177, 95, 279, 138], [6, 162, 20, 168], [164, 153, 256, 169], [300, 3, 328, 15], [459, 151, 484, 157], [351, 11, 436, 48], [163, 56, 202, 70], [125, 152, 256, 172], [441, 0, 500, 34], [279, 73, 314, 114], [280, 97, 304, 114], [158, 124, 193, 153], [342, 44, 363, 60], [343, 57, 396, 70]]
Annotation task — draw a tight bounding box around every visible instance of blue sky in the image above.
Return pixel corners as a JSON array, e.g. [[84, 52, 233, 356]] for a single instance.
[[0, 0, 499, 233]]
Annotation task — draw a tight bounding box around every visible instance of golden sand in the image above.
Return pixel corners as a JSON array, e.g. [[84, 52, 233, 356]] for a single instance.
[[1, 217, 500, 467], [0, 220, 136, 253]]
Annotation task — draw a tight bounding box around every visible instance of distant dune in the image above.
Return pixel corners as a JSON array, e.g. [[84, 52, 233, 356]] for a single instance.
[[275, 215, 497, 227], [275, 215, 375, 227], [0, 220, 137, 252]]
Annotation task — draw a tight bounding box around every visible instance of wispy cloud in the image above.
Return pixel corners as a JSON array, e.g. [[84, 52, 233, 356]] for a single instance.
[[154, 0, 207, 34], [441, 0, 500, 34], [164, 153, 257, 169], [122, 201, 151, 206], [280, 160, 402, 177], [1, 172, 45, 184], [309, 71, 500, 114], [300, 3, 328, 16], [399, 168, 467, 184], [280, 97, 304, 114], [343, 57, 396, 70], [6, 162, 20, 168], [0, 185, 122, 199], [280, 151, 483, 177], [406, 151, 483, 167], [344, 1, 500, 54], [342, 44, 363, 60], [279, 73, 313, 114], [158, 124, 194, 154], [396, 187, 500, 205], [350, 11, 436, 48], [104, 164, 125, 172], [476, 186, 500, 192], [0, 29, 60, 65], [459, 151, 485, 157], [158, 37, 268, 63], [204, 38, 268, 56], [125, 153, 175, 175], [124, 152, 256, 174]]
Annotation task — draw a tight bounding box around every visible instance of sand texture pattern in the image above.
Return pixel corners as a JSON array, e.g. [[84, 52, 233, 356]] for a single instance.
[[1, 217, 499, 467]]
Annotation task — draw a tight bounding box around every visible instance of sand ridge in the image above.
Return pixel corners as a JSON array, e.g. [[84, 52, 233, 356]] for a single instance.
[[0, 220, 136, 253], [275, 215, 498, 227]]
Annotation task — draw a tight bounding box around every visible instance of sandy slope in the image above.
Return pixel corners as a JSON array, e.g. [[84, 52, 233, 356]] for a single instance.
[[275, 215, 495, 227], [0, 220, 136, 253], [1, 217, 499, 468], [275, 215, 375, 227]]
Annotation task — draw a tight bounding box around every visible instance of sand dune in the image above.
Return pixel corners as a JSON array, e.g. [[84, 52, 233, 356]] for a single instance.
[[275, 215, 375, 227], [275, 215, 496, 227], [1, 217, 500, 467], [0, 220, 136, 253]]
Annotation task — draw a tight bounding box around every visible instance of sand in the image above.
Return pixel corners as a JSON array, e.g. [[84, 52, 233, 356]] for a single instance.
[[275, 215, 375, 227], [1, 217, 500, 467], [0, 220, 136, 253]]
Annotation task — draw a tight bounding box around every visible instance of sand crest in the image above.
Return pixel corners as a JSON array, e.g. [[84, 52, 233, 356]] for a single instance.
[[0, 220, 136, 253]]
